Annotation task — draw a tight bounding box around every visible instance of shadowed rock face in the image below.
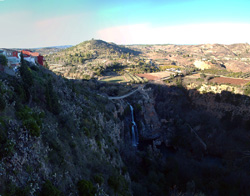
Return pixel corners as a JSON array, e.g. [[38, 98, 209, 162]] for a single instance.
[[3, 61, 250, 195], [119, 83, 250, 195]]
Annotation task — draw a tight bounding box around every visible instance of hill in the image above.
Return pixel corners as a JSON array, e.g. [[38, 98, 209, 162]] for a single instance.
[[45, 39, 143, 79], [45, 41, 250, 82], [73, 39, 140, 56]]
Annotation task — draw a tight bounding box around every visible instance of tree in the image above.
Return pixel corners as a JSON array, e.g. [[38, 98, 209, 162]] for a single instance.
[[45, 79, 60, 114], [0, 92, 6, 111], [19, 52, 33, 87], [0, 55, 7, 66]]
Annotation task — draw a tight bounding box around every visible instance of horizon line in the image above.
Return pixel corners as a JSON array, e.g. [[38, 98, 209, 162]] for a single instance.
[[1, 40, 249, 49]]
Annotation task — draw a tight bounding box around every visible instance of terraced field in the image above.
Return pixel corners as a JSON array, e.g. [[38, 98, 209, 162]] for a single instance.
[[100, 76, 127, 83], [137, 71, 172, 81], [100, 73, 147, 84], [124, 72, 148, 83]]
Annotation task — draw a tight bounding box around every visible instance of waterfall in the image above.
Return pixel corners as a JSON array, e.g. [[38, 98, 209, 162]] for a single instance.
[[129, 104, 139, 147]]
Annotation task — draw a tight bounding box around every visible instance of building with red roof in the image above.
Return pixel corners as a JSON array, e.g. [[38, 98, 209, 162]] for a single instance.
[[21, 50, 44, 66]]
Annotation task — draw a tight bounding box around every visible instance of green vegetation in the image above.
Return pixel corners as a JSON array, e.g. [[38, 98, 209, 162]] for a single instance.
[[0, 88, 6, 111], [100, 73, 147, 84], [16, 105, 43, 137], [124, 72, 147, 83], [46, 40, 141, 79], [159, 65, 181, 71], [93, 174, 104, 185], [45, 79, 60, 114], [20, 52, 34, 88], [100, 76, 127, 83], [77, 179, 96, 196], [108, 173, 129, 196], [0, 54, 8, 66], [128, 60, 158, 74], [244, 82, 250, 95], [40, 180, 61, 196], [0, 118, 15, 160]]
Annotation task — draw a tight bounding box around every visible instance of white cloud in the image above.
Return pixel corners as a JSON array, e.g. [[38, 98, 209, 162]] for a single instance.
[[97, 23, 250, 45]]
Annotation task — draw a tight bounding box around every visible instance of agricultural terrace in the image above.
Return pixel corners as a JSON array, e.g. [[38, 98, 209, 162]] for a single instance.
[[209, 77, 250, 86], [137, 71, 173, 81], [99, 72, 147, 84]]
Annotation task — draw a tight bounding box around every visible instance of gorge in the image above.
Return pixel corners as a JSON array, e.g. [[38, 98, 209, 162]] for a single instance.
[[1, 41, 250, 196]]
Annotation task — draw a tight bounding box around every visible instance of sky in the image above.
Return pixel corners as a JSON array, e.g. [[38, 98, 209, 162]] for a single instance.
[[0, 0, 250, 48]]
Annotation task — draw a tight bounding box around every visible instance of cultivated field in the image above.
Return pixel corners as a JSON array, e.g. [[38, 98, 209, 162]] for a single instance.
[[100, 73, 147, 84], [137, 71, 173, 81], [209, 77, 250, 85], [100, 76, 127, 83]]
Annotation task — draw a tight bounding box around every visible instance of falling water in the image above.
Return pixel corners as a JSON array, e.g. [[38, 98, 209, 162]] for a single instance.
[[129, 104, 139, 147]]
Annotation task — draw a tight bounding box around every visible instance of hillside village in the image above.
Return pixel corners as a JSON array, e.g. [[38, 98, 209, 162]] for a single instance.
[[0, 49, 44, 73]]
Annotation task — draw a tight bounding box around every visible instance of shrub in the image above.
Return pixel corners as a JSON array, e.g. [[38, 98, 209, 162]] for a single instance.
[[83, 127, 91, 137], [77, 179, 96, 196], [16, 105, 43, 137], [96, 140, 102, 149], [93, 174, 104, 185], [0, 94, 6, 111], [244, 85, 250, 96], [108, 175, 121, 194], [40, 180, 61, 196], [23, 119, 40, 137]]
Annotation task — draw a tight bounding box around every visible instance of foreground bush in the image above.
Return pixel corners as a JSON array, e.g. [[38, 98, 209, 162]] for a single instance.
[[77, 179, 96, 196]]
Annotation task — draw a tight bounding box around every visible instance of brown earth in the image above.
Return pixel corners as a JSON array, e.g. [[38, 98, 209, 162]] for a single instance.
[[210, 77, 250, 85], [137, 71, 172, 81]]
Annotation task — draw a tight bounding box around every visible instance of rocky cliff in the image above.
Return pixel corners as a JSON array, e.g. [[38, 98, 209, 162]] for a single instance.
[[2, 63, 250, 195], [0, 66, 132, 196]]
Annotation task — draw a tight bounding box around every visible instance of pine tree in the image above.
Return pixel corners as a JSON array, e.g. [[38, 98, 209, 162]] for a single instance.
[[19, 52, 33, 88], [45, 79, 60, 114]]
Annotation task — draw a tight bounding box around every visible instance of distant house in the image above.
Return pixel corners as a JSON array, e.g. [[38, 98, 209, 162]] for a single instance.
[[21, 50, 44, 66], [0, 49, 20, 67], [0, 49, 4, 56], [0, 49, 45, 71]]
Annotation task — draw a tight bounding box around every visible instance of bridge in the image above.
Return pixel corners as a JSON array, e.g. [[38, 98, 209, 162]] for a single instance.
[[108, 85, 145, 100]]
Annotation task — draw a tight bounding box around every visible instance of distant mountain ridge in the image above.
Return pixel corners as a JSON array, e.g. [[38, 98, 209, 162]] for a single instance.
[[31, 45, 73, 50], [128, 43, 250, 72]]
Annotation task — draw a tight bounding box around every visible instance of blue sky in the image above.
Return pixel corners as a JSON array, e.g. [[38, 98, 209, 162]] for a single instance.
[[0, 0, 250, 47]]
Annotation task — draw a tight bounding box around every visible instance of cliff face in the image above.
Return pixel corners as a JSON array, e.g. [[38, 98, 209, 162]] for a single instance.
[[2, 64, 250, 196], [0, 68, 131, 196], [137, 84, 250, 195]]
